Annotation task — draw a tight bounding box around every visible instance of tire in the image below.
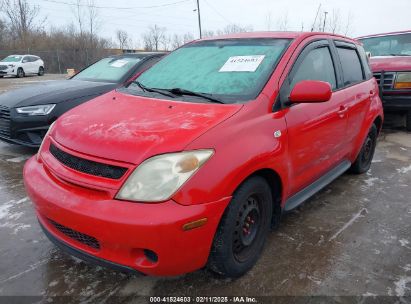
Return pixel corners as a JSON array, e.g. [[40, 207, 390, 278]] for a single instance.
[[350, 124, 378, 174], [17, 68, 24, 78], [208, 176, 273, 278], [38, 66, 44, 76], [406, 111, 411, 132]]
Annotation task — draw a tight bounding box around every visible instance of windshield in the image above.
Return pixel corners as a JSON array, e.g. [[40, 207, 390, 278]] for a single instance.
[[131, 38, 291, 103], [72, 57, 142, 83], [1, 55, 22, 62], [360, 33, 411, 56]]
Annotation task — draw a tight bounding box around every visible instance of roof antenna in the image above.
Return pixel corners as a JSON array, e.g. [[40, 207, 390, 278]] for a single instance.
[[311, 3, 321, 32]]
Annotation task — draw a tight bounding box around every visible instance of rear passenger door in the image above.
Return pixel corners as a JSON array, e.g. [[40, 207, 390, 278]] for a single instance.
[[333, 41, 373, 149], [281, 40, 349, 195]]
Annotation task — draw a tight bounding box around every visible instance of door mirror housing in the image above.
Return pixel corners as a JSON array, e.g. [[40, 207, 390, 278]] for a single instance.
[[289, 80, 332, 103]]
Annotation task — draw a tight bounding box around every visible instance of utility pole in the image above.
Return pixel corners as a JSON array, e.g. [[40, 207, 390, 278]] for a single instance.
[[196, 0, 202, 39], [323, 11, 328, 32]]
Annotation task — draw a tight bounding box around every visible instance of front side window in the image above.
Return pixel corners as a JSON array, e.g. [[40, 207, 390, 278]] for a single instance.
[[132, 38, 292, 103], [1, 55, 22, 62], [290, 47, 337, 90], [337, 47, 364, 86], [359, 33, 411, 57], [72, 57, 142, 83]]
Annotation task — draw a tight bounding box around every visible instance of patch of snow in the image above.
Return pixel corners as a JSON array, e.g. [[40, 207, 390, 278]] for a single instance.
[[397, 165, 411, 174], [394, 276, 411, 296]]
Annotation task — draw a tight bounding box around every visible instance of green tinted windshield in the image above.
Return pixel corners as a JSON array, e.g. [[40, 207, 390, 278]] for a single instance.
[[1, 55, 22, 62], [73, 57, 141, 82], [135, 38, 291, 103], [360, 33, 411, 56]]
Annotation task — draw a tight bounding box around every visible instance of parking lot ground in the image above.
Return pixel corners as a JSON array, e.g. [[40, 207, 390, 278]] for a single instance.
[[0, 76, 410, 301], [0, 74, 67, 94]]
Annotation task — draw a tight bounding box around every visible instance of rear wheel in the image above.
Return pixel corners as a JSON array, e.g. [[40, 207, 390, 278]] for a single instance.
[[38, 66, 44, 76], [17, 68, 24, 78], [406, 111, 411, 132], [208, 176, 273, 278], [350, 124, 378, 174]]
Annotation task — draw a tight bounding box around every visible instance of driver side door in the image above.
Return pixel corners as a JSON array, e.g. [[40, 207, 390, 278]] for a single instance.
[[281, 40, 350, 199]]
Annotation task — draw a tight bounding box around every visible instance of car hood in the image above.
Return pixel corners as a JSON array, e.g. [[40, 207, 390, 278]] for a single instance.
[[369, 56, 411, 72], [52, 91, 243, 164], [0, 61, 18, 65], [0, 79, 117, 108]]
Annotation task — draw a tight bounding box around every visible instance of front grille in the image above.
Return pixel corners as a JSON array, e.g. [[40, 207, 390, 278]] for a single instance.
[[0, 65, 7, 71], [48, 218, 100, 250], [373, 72, 396, 91], [0, 105, 11, 138], [49, 143, 127, 179]]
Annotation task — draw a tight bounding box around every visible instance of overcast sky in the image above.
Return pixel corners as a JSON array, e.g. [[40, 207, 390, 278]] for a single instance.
[[31, 0, 411, 48]]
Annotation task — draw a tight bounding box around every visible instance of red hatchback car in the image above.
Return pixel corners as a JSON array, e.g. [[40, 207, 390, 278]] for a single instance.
[[24, 32, 383, 278]]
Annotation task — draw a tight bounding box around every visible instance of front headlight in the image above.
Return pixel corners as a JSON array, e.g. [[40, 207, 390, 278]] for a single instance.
[[394, 72, 411, 89], [116, 150, 214, 202], [16, 104, 56, 116], [8, 64, 14, 68]]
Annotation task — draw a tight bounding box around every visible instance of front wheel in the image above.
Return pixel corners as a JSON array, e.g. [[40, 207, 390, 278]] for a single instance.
[[38, 66, 44, 76], [208, 176, 273, 278], [350, 124, 378, 174], [406, 111, 411, 132], [16, 68, 24, 78]]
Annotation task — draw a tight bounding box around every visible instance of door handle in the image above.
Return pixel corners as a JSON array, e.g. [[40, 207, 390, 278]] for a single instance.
[[337, 105, 348, 116]]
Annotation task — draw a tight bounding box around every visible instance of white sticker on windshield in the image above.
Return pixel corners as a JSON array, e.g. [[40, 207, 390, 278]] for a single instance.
[[110, 59, 129, 68], [219, 55, 265, 72]]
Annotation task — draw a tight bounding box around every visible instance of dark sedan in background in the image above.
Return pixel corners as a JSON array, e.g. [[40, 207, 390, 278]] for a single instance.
[[0, 52, 165, 147]]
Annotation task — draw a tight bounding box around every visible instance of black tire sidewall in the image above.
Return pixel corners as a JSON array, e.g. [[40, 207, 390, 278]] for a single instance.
[[17, 68, 24, 78], [38, 67, 44, 76], [355, 124, 378, 173], [209, 176, 273, 277]]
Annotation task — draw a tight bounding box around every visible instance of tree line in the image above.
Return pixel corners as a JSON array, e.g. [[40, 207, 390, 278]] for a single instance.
[[1, 0, 352, 74]]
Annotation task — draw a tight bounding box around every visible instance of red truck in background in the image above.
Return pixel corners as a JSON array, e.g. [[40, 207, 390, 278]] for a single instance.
[[358, 30, 411, 131]]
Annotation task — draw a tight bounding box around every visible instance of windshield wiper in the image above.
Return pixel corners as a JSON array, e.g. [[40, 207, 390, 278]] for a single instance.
[[133, 81, 176, 98], [167, 88, 225, 104]]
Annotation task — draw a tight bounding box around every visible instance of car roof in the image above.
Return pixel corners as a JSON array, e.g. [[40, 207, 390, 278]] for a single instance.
[[357, 30, 411, 40], [198, 31, 359, 44], [7, 54, 39, 57]]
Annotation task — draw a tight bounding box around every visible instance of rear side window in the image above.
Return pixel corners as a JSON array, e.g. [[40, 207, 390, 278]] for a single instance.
[[336, 47, 364, 86], [290, 47, 337, 90]]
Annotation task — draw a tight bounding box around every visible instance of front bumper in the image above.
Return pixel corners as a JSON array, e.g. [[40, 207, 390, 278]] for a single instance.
[[0, 67, 17, 76], [381, 94, 411, 112], [0, 106, 53, 147], [24, 156, 230, 276]]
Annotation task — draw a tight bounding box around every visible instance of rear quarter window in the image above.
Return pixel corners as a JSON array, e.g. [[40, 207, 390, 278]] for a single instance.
[[336, 47, 364, 86]]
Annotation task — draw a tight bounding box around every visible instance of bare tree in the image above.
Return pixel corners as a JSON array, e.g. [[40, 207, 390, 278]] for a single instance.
[[183, 32, 194, 43], [328, 9, 341, 34], [1, 0, 44, 47], [142, 25, 166, 51], [171, 33, 182, 50], [87, 0, 99, 40], [217, 24, 253, 35], [116, 30, 129, 50], [312, 8, 353, 36], [277, 13, 289, 31], [265, 11, 273, 31]]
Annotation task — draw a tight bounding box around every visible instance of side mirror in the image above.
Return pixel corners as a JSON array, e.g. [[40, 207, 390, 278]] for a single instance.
[[289, 80, 332, 103]]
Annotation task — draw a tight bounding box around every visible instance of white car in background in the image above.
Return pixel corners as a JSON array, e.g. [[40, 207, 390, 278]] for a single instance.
[[0, 55, 45, 78]]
